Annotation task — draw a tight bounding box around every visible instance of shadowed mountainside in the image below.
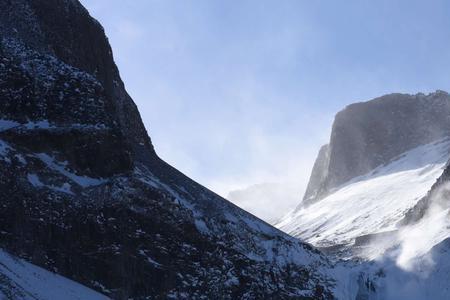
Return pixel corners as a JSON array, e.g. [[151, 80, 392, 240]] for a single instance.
[[0, 1, 337, 299]]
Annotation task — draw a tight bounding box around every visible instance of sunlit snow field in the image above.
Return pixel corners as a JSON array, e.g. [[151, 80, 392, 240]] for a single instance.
[[277, 138, 450, 247]]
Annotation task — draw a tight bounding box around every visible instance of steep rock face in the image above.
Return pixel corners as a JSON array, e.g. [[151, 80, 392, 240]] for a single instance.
[[0, 1, 337, 299], [0, 0, 155, 165], [302, 91, 450, 206], [0, 38, 133, 177], [301, 144, 330, 207]]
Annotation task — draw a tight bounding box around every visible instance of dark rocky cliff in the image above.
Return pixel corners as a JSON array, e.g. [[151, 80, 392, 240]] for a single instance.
[[301, 91, 450, 206], [0, 1, 335, 299], [301, 144, 329, 207]]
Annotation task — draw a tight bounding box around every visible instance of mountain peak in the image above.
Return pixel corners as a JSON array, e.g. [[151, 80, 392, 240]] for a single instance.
[[301, 91, 450, 206]]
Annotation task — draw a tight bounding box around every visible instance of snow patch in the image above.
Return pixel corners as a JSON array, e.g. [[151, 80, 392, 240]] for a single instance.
[[27, 173, 44, 187], [0, 119, 19, 131], [36, 153, 106, 187], [138, 250, 161, 268], [0, 139, 12, 162], [27, 173, 74, 195], [24, 120, 53, 129], [194, 219, 210, 234], [0, 119, 107, 132]]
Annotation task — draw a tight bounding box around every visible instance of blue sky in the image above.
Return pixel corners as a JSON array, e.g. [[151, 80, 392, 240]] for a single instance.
[[80, 0, 450, 203]]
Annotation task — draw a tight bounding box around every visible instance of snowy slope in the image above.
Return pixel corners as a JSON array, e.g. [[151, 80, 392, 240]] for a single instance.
[[377, 237, 450, 300], [0, 250, 108, 300], [277, 138, 450, 247], [322, 169, 450, 299], [334, 213, 450, 300], [330, 238, 450, 299]]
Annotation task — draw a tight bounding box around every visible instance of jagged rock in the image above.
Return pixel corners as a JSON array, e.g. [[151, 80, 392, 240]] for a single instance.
[[301, 144, 330, 207]]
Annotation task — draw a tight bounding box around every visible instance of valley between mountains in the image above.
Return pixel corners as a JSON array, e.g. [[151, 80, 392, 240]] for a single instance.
[[1, 1, 450, 299]]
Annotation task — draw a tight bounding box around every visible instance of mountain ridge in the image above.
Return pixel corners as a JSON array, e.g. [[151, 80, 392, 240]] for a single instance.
[[301, 90, 450, 207], [279, 138, 450, 247]]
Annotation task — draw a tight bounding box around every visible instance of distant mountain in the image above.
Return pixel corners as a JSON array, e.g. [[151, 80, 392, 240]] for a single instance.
[[301, 91, 450, 207], [277, 92, 450, 299], [279, 91, 450, 246], [0, 0, 336, 298], [278, 138, 450, 247]]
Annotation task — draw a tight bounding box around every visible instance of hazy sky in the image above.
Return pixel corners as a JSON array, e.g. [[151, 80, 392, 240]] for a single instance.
[[80, 0, 450, 204]]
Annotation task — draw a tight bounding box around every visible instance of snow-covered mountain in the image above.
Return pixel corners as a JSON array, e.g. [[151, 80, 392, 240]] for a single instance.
[[333, 177, 450, 299], [278, 138, 450, 247], [0, 0, 337, 298], [277, 92, 450, 299], [4, 1, 450, 299], [278, 92, 450, 248], [302, 92, 450, 206]]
